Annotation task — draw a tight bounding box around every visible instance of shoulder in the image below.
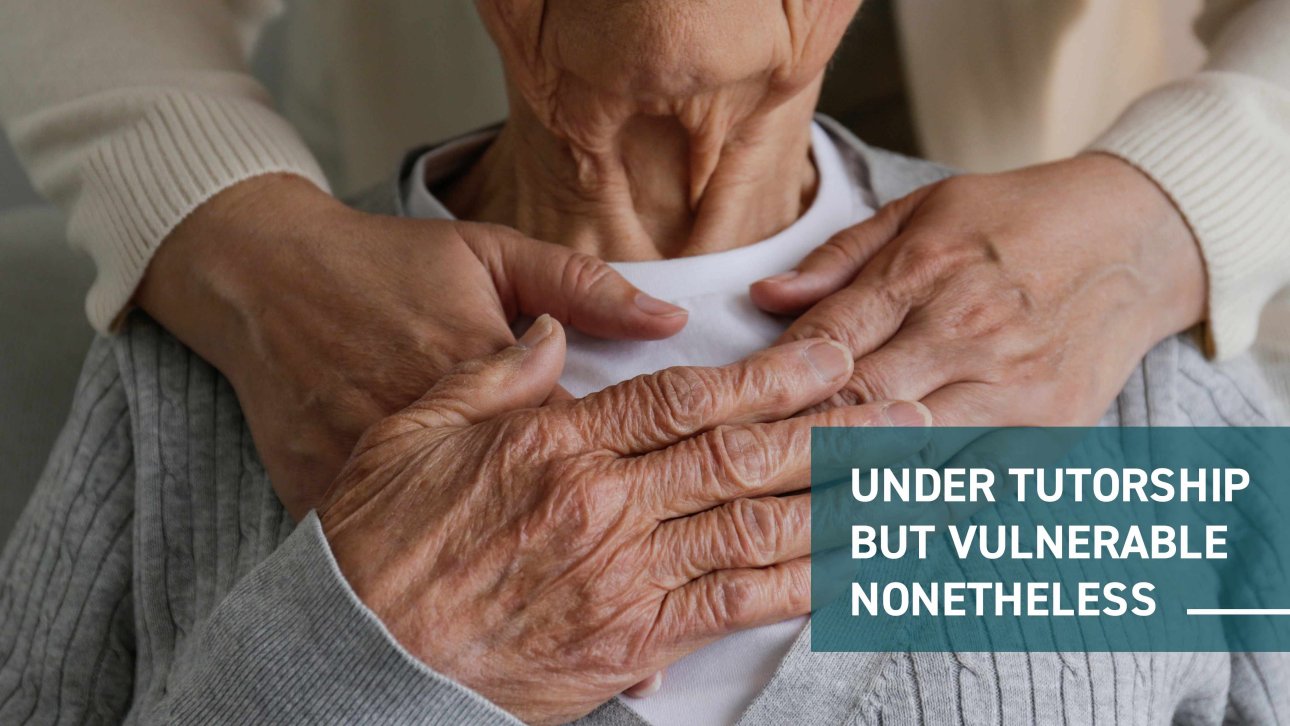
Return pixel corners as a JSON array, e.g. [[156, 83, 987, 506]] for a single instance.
[[107, 313, 269, 486], [0, 334, 138, 722], [815, 113, 956, 206], [28, 333, 136, 509], [34, 315, 239, 476]]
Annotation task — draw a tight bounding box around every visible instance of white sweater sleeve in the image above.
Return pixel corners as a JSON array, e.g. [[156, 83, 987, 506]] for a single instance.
[[0, 0, 329, 332], [1090, 0, 1290, 359]]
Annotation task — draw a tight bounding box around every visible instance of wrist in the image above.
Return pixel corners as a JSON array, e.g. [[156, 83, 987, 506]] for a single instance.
[[135, 174, 346, 382], [1075, 152, 1208, 343]]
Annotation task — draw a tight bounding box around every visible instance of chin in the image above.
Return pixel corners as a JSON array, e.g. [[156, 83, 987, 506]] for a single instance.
[[491, 0, 859, 101]]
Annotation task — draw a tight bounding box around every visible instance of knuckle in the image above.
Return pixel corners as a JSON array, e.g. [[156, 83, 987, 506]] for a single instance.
[[711, 425, 773, 491], [784, 563, 810, 604], [942, 297, 1007, 339], [814, 235, 866, 271], [733, 359, 794, 411], [793, 309, 868, 355], [935, 276, 1032, 341], [712, 575, 760, 626], [537, 457, 619, 538], [840, 366, 894, 405], [725, 498, 782, 566], [645, 367, 719, 435], [562, 251, 613, 295], [887, 240, 951, 294]]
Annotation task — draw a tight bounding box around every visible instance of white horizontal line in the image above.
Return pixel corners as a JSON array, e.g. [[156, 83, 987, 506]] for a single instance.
[[1186, 609, 1290, 616]]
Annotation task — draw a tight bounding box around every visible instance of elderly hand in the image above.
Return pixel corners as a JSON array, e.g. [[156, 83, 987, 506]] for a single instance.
[[137, 174, 687, 518], [318, 314, 927, 725], [750, 153, 1207, 425]]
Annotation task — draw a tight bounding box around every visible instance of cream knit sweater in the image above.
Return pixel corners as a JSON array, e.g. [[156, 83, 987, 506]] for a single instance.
[[0, 0, 1288, 358]]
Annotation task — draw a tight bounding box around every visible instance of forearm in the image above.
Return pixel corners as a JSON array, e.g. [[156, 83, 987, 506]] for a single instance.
[[1090, 0, 1290, 358], [0, 0, 328, 332]]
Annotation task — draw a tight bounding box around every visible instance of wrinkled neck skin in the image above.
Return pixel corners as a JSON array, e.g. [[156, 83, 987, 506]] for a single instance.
[[441, 2, 845, 261], [442, 77, 823, 261]]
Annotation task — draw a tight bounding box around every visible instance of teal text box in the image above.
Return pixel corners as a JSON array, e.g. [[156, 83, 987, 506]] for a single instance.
[[810, 427, 1290, 652]]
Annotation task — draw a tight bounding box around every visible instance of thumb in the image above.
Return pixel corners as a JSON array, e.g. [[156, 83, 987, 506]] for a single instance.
[[405, 314, 567, 429], [749, 184, 929, 314], [461, 223, 688, 341]]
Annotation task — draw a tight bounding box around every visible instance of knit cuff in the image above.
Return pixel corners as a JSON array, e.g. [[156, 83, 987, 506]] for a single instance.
[[165, 513, 520, 724], [1089, 73, 1290, 360], [71, 90, 330, 333]]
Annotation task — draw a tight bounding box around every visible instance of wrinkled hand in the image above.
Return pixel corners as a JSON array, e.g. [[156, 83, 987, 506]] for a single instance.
[[137, 174, 687, 518], [319, 315, 928, 724], [751, 154, 1207, 425]]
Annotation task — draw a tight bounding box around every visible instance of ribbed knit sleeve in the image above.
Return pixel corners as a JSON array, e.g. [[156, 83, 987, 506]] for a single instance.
[[0, 0, 329, 333], [0, 326, 521, 724], [1089, 0, 1290, 359], [161, 515, 521, 725]]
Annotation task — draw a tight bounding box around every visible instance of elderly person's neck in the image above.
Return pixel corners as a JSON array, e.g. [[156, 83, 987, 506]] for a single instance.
[[442, 83, 821, 261], [446, 1, 856, 260]]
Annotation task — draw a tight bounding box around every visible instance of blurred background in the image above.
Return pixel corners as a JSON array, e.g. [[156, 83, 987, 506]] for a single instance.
[[5, 0, 1284, 541]]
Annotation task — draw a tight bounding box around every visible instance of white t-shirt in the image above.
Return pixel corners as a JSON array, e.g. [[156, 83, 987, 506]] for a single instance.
[[405, 122, 874, 725]]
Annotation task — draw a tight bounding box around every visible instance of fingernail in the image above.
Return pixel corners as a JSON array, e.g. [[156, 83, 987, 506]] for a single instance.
[[884, 401, 931, 427], [759, 271, 800, 285], [803, 340, 851, 382], [517, 314, 554, 348], [634, 292, 688, 318]]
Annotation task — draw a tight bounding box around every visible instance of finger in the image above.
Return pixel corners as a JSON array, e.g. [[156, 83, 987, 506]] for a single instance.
[[401, 314, 567, 429], [462, 223, 688, 341], [771, 272, 908, 360], [920, 381, 1006, 428], [638, 400, 931, 517], [565, 338, 854, 455], [800, 327, 963, 414], [653, 493, 811, 588], [749, 185, 930, 314], [809, 426, 995, 549], [809, 420, 949, 550], [622, 671, 664, 698], [659, 556, 811, 649]]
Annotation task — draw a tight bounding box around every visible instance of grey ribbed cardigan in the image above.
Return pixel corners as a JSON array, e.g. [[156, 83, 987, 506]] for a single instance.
[[2, 119, 1287, 724]]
